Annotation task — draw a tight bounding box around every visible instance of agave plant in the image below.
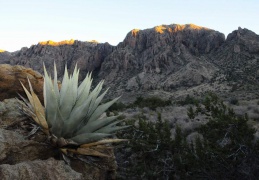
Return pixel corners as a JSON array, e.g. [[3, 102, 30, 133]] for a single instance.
[[20, 63, 128, 157]]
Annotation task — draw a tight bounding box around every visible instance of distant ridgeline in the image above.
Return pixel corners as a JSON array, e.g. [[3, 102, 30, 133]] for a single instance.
[[0, 23, 259, 101]]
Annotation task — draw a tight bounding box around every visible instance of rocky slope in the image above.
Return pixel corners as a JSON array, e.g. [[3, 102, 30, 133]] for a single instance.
[[99, 24, 224, 99], [1, 24, 259, 102], [210, 27, 259, 85]]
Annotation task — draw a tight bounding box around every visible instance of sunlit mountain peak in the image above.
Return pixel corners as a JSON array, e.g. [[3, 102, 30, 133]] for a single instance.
[[131, 29, 140, 37], [154, 24, 210, 34], [87, 40, 99, 43], [39, 39, 75, 46], [188, 24, 209, 30], [0, 49, 5, 53], [155, 25, 167, 34]]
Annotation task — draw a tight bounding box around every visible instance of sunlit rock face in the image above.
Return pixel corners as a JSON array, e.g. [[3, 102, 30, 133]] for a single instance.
[[39, 39, 75, 46]]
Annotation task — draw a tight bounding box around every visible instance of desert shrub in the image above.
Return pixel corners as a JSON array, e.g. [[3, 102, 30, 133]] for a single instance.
[[116, 113, 175, 179], [185, 92, 259, 179], [187, 106, 195, 119], [108, 101, 127, 112], [130, 96, 171, 110], [229, 97, 239, 105], [177, 94, 199, 106]]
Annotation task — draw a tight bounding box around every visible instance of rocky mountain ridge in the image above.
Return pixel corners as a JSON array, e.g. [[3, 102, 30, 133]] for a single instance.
[[1, 24, 259, 102]]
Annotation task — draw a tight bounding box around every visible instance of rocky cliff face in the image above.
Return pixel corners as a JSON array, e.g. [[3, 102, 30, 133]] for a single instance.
[[209, 27, 259, 85], [5, 40, 113, 80], [1, 24, 259, 101], [99, 24, 224, 98]]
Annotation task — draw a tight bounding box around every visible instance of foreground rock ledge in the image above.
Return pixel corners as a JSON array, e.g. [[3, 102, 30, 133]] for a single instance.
[[0, 158, 82, 180]]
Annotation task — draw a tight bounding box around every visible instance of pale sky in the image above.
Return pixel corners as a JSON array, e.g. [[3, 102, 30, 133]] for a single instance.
[[0, 0, 258, 52]]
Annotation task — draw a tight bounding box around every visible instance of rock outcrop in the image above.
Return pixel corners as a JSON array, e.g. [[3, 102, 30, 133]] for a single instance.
[[0, 51, 12, 64], [0, 64, 44, 102], [99, 24, 224, 99], [209, 27, 259, 85], [8, 40, 114, 80]]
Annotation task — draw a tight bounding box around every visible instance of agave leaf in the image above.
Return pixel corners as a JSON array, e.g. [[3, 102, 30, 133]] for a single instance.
[[61, 91, 94, 137], [63, 147, 109, 157], [62, 81, 105, 137], [59, 64, 69, 106], [20, 82, 42, 125], [76, 116, 119, 135], [27, 79, 49, 130], [77, 72, 92, 97], [17, 94, 33, 110], [43, 65, 58, 128], [59, 88, 73, 121], [30, 90, 48, 130], [75, 75, 92, 108], [70, 133, 112, 145], [50, 106, 64, 137], [86, 81, 104, 116], [70, 64, 79, 106], [53, 62, 60, 102], [20, 82, 34, 109], [20, 81, 50, 134], [94, 120, 130, 134], [86, 97, 120, 124], [58, 66, 78, 121], [80, 139, 128, 148], [87, 88, 109, 119], [17, 96, 35, 117]]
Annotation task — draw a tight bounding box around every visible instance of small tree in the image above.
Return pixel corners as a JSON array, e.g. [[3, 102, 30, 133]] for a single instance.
[[187, 106, 195, 119]]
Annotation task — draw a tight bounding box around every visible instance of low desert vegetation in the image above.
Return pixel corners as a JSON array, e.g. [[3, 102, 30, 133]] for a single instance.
[[116, 93, 259, 179]]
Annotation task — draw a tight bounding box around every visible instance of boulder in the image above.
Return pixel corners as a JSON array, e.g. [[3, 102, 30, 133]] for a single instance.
[[0, 64, 44, 102], [0, 128, 55, 164]]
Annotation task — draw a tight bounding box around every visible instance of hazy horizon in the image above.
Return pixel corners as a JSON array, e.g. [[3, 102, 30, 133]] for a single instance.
[[1, 0, 258, 52]]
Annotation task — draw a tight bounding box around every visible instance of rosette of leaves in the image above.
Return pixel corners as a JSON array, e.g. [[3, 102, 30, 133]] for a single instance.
[[20, 63, 128, 157]]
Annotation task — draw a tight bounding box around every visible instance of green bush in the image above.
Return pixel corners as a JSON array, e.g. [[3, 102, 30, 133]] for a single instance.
[[229, 97, 239, 105], [108, 101, 127, 112], [130, 96, 171, 110], [177, 94, 199, 106], [116, 113, 174, 179]]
